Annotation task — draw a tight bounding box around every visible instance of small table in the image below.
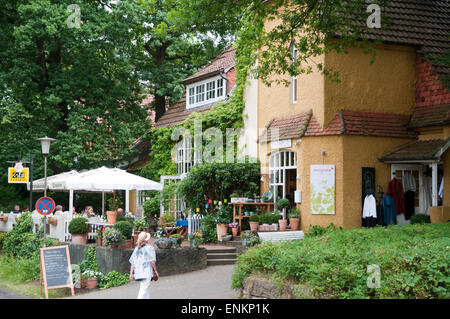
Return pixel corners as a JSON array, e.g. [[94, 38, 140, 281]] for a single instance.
[[232, 202, 275, 233], [176, 219, 188, 227], [85, 222, 114, 246]]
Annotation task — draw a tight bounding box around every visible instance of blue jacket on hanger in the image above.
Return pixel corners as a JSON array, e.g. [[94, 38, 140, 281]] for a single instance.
[[381, 194, 397, 225]]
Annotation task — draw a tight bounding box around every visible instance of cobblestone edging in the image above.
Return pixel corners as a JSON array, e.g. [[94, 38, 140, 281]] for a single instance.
[[240, 275, 317, 299]]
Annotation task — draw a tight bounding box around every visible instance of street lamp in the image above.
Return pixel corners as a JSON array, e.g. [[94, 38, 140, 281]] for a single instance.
[[37, 136, 56, 248]]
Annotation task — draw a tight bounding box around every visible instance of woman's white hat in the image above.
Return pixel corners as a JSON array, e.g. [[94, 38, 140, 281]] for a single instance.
[[137, 231, 151, 242]]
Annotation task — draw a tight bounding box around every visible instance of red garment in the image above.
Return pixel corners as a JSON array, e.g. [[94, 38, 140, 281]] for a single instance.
[[387, 178, 405, 215]]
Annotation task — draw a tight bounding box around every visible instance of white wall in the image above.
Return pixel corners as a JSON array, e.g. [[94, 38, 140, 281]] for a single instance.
[[238, 73, 258, 160]]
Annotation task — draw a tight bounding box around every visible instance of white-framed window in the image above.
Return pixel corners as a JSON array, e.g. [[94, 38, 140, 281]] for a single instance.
[[269, 151, 297, 201], [291, 41, 298, 104], [186, 75, 226, 109], [175, 136, 202, 175]]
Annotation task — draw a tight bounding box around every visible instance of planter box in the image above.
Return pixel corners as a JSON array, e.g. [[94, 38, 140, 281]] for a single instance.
[[231, 197, 247, 203]]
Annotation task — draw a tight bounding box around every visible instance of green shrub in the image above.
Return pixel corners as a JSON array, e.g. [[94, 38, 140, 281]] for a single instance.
[[270, 211, 281, 223], [79, 245, 99, 274], [288, 208, 300, 218], [0, 253, 41, 282], [98, 271, 129, 289], [306, 223, 340, 236], [232, 223, 450, 299], [116, 215, 135, 227], [199, 214, 217, 243], [410, 214, 431, 224], [177, 161, 261, 213], [161, 212, 175, 223], [0, 232, 7, 250], [214, 206, 233, 224], [259, 213, 273, 224], [277, 198, 290, 210], [143, 194, 160, 219], [249, 214, 259, 222], [68, 217, 88, 234], [114, 221, 133, 239]]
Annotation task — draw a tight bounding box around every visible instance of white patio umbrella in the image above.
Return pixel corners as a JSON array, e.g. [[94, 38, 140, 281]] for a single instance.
[[27, 170, 80, 191], [65, 166, 163, 213]]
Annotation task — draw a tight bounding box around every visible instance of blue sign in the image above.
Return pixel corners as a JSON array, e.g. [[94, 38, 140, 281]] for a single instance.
[[36, 197, 56, 215]]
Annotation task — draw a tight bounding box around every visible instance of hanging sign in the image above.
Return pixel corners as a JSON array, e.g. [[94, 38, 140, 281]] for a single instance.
[[8, 167, 29, 184], [310, 165, 335, 215], [40, 245, 75, 299], [36, 197, 56, 215], [270, 139, 291, 150]]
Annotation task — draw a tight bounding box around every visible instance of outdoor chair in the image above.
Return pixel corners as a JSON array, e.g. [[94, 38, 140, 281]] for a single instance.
[[159, 217, 177, 237]]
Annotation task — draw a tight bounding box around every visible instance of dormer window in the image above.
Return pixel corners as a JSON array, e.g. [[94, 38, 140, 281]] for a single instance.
[[186, 75, 226, 109]]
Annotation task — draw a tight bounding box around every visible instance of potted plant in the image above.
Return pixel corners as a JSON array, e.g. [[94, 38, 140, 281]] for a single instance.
[[82, 270, 102, 289], [230, 193, 239, 203], [258, 213, 271, 231], [134, 218, 149, 242], [0, 213, 8, 222], [106, 196, 123, 225], [169, 233, 183, 248], [270, 212, 281, 231], [229, 222, 239, 237], [103, 228, 125, 248], [222, 234, 232, 241], [260, 194, 268, 203], [188, 232, 202, 248], [289, 208, 300, 230], [68, 217, 88, 244], [48, 216, 58, 226], [249, 214, 259, 231], [241, 231, 251, 247], [113, 221, 134, 248], [214, 207, 232, 241]]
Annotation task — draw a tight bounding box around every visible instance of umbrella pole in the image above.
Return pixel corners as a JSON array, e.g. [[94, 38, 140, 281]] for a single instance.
[[102, 191, 105, 216]]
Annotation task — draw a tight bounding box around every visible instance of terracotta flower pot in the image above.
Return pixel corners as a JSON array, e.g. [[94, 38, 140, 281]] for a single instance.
[[86, 277, 98, 289], [71, 233, 86, 244], [290, 218, 300, 230], [279, 219, 288, 231], [106, 211, 117, 224], [1, 217, 8, 222], [216, 223, 228, 241], [231, 227, 238, 237], [249, 221, 259, 231]]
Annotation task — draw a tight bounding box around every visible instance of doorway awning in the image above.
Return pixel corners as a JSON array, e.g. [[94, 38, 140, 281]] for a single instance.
[[379, 138, 450, 163]]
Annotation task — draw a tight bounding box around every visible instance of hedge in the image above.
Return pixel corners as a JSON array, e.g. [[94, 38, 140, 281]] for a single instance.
[[232, 223, 450, 299]]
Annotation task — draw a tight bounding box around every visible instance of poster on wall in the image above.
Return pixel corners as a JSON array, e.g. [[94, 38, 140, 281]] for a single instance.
[[310, 165, 335, 215]]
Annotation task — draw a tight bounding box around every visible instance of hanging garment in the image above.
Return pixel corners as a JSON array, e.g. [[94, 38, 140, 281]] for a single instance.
[[376, 204, 384, 226], [362, 195, 377, 228], [420, 175, 432, 215], [381, 194, 397, 225], [388, 178, 405, 215], [404, 190, 415, 220], [439, 177, 444, 199], [402, 172, 416, 193]]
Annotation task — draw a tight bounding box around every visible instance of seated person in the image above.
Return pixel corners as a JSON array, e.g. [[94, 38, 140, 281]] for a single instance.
[[12, 205, 21, 214], [54, 205, 63, 215], [82, 206, 94, 218]]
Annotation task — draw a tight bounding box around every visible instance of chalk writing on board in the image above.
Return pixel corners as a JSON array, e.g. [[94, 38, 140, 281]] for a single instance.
[[42, 247, 70, 287]]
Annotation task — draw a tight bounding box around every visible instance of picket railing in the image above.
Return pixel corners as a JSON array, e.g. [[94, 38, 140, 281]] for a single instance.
[[187, 212, 204, 235]]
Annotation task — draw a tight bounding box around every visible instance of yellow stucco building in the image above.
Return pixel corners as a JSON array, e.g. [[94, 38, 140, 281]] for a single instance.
[[256, 16, 449, 230]]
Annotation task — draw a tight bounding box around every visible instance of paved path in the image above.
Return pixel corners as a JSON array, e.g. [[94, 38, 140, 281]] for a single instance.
[[0, 287, 31, 299], [67, 265, 240, 299]]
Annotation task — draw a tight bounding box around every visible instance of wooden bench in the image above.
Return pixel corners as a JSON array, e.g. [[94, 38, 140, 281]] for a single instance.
[[257, 230, 304, 243]]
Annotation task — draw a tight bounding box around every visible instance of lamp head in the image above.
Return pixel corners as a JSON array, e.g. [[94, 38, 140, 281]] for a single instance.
[[37, 136, 56, 155]]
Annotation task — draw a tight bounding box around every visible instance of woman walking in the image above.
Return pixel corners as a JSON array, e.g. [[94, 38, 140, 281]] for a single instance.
[[129, 232, 159, 299]]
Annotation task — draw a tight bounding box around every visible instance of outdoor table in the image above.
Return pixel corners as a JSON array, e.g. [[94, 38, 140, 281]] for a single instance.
[[232, 202, 275, 234], [176, 219, 188, 227], [85, 221, 114, 246]]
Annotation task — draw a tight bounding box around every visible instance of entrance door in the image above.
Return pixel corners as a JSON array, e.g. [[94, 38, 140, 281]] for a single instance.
[[391, 164, 424, 223], [269, 151, 297, 216]]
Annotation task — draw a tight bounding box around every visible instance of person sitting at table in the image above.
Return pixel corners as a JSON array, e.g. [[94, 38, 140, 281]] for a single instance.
[[12, 205, 21, 214], [83, 206, 94, 218]]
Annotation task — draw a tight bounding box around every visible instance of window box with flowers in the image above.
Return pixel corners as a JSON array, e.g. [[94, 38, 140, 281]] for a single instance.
[[103, 228, 125, 248], [0, 213, 8, 222], [82, 270, 103, 289], [229, 222, 239, 237]]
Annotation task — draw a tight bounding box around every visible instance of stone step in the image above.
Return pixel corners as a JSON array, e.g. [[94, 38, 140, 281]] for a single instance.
[[204, 247, 236, 254], [207, 258, 237, 266], [220, 240, 243, 248], [207, 252, 238, 260]]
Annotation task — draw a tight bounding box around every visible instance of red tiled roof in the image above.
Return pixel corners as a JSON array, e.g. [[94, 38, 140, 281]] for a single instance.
[[380, 138, 450, 162], [260, 110, 416, 142], [408, 104, 450, 128], [182, 46, 236, 84]]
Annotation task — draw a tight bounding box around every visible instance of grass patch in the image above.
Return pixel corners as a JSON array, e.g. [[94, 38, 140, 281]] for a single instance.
[[232, 223, 450, 299]]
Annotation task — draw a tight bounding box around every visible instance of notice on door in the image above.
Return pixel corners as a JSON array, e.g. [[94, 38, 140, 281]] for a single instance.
[[310, 165, 335, 215]]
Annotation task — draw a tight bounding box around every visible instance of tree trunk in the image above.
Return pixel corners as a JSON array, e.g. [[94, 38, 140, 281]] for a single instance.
[[154, 95, 166, 122]]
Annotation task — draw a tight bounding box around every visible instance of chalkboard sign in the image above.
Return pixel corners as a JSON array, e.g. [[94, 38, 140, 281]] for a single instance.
[[40, 245, 74, 298]]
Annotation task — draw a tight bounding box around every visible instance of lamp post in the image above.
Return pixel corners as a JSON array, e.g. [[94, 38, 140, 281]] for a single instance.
[[37, 136, 56, 248]]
